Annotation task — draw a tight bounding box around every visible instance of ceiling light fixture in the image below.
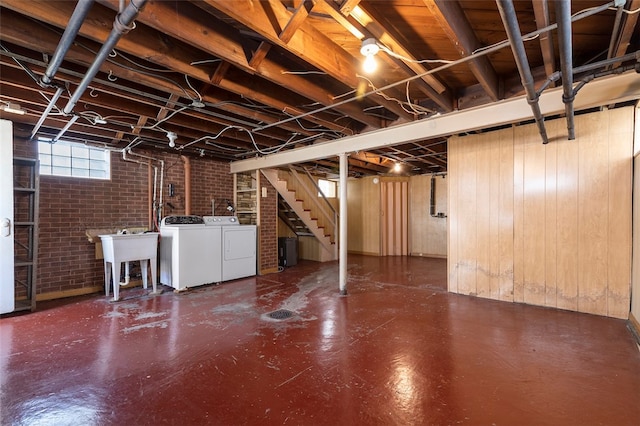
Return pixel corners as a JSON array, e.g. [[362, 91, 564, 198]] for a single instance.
[[167, 131, 177, 148], [393, 162, 402, 173], [1, 103, 27, 115], [360, 38, 380, 74]]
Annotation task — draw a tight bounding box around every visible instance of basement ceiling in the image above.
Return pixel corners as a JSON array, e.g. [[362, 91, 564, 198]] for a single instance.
[[1, 0, 639, 176]]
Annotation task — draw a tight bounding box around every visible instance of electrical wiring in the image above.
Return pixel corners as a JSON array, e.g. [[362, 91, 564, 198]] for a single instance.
[[377, 45, 454, 65], [112, 50, 177, 73], [253, 0, 618, 133], [191, 59, 222, 66], [281, 70, 328, 75], [616, 5, 640, 14], [184, 75, 203, 102], [356, 74, 422, 117], [135, 105, 190, 131]]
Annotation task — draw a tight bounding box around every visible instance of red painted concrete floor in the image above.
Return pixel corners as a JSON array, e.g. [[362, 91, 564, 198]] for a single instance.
[[2, 255, 640, 425]]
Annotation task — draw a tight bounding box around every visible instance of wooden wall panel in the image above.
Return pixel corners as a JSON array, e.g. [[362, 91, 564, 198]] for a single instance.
[[448, 137, 459, 292], [476, 134, 492, 298], [457, 134, 478, 295], [498, 128, 514, 301], [448, 106, 634, 319], [521, 124, 546, 306], [488, 131, 501, 299], [408, 175, 448, 257], [513, 125, 525, 303], [577, 112, 609, 316], [555, 131, 579, 311], [607, 108, 633, 318], [381, 180, 408, 256], [631, 144, 640, 323], [347, 177, 380, 255], [544, 119, 559, 308]]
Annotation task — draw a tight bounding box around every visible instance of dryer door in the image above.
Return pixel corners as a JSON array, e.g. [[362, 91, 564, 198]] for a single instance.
[[222, 226, 256, 281]]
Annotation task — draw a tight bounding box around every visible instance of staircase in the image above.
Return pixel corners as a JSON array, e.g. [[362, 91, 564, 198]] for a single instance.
[[261, 168, 338, 261]]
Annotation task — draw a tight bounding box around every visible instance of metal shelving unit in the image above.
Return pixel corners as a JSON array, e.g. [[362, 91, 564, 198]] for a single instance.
[[13, 158, 39, 312]]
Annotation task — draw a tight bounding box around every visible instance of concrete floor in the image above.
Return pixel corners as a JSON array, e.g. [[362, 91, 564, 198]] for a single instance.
[[2, 255, 640, 425]]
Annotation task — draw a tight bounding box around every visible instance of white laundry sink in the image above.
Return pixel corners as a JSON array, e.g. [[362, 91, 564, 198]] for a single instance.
[[99, 232, 159, 301]]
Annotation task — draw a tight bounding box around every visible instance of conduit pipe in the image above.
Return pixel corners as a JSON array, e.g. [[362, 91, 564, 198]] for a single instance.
[[181, 155, 191, 215], [556, 0, 576, 140], [496, 0, 549, 144], [537, 51, 640, 94], [125, 148, 164, 227], [63, 0, 147, 115], [41, 0, 95, 86], [52, 114, 79, 143], [123, 151, 156, 229], [30, 87, 64, 140]]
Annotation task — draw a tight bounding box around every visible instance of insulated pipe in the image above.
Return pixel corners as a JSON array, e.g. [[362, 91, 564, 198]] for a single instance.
[[338, 153, 348, 295], [63, 0, 147, 115], [41, 0, 95, 86], [30, 86, 64, 140], [181, 156, 191, 216], [496, 0, 549, 144], [556, 0, 576, 140]]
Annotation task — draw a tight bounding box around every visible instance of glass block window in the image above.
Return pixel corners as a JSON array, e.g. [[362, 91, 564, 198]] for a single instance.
[[38, 139, 110, 179]]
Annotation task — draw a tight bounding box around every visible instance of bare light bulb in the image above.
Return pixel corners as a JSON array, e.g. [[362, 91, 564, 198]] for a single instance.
[[167, 131, 177, 148], [394, 163, 401, 172], [363, 54, 377, 74]]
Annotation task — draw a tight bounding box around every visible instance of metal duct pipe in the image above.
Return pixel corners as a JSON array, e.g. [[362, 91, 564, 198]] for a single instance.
[[30, 87, 64, 140], [41, 0, 95, 86], [63, 0, 147, 115], [497, 1, 549, 143], [556, 0, 575, 140]]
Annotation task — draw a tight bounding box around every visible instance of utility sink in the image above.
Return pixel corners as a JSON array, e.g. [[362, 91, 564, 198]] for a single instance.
[[99, 232, 159, 301]]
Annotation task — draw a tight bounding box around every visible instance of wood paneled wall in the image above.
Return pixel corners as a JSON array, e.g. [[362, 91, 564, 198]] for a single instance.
[[381, 180, 409, 256], [630, 106, 640, 327], [409, 175, 448, 257], [347, 176, 381, 255], [449, 107, 633, 319]]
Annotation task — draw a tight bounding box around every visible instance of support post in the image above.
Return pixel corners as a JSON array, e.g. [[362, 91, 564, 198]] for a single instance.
[[339, 152, 348, 295]]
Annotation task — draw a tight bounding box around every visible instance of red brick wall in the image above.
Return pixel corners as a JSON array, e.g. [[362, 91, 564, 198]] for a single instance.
[[11, 136, 271, 298], [259, 173, 278, 273]]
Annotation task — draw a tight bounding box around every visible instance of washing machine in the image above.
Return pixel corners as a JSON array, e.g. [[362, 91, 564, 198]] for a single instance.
[[203, 216, 257, 281], [160, 215, 222, 290]]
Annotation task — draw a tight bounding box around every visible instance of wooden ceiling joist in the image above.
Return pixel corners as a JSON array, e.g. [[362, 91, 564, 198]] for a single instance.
[[426, 0, 500, 101]]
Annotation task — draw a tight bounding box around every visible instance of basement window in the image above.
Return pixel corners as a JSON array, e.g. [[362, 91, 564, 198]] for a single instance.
[[318, 179, 336, 198], [38, 139, 110, 179]]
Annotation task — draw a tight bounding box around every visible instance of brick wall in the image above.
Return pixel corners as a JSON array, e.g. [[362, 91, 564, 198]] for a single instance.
[[259, 173, 278, 273], [11, 136, 277, 299]]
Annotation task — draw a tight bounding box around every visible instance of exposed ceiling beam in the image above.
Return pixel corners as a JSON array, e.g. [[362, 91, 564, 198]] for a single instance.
[[611, 0, 640, 59], [231, 72, 640, 172], [197, 0, 413, 122], [425, 0, 500, 101], [279, 0, 314, 44], [345, 2, 455, 112], [531, 0, 556, 80]]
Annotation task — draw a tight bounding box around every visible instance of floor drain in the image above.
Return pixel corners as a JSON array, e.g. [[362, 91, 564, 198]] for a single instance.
[[267, 309, 294, 320]]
